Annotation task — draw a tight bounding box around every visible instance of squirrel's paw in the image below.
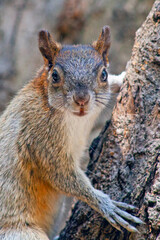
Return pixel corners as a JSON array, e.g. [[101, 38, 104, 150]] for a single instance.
[[95, 190, 143, 232]]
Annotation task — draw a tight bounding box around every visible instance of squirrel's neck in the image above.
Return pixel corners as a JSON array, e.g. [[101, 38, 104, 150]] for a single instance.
[[64, 109, 100, 163]]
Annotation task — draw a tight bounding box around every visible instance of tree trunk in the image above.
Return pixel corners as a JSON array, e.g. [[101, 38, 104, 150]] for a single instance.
[[58, 1, 160, 239]]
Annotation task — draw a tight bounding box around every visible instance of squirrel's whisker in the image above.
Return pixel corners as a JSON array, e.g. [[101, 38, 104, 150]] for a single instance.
[[95, 100, 114, 110], [96, 92, 118, 97], [96, 96, 110, 101]]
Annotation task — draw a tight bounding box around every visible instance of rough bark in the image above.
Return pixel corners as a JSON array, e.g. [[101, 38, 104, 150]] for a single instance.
[[59, 1, 160, 239]]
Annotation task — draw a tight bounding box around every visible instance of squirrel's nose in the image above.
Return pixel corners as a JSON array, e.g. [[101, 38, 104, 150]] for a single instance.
[[73, 93, 90, 106]]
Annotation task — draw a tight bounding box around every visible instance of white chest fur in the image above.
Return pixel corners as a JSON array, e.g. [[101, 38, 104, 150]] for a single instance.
[[64, 111, 99, 163]]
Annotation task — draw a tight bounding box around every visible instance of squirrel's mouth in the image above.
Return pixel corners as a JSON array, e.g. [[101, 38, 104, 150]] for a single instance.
[[72, 106, 88, 117]]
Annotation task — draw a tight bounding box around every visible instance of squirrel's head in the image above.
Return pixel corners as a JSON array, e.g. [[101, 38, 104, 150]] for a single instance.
[[38, 26, 117, 117]]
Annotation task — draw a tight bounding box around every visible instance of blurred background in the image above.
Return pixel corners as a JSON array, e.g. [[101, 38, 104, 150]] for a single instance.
[[0, 0, 154, 114]]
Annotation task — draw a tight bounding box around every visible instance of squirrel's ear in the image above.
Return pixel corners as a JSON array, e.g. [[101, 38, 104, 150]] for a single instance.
[[39, 30, 61, 66], [92, 26, 111, 66]]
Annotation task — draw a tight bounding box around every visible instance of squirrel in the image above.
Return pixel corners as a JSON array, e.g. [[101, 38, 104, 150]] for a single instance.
[[0, 26, 143, 240]]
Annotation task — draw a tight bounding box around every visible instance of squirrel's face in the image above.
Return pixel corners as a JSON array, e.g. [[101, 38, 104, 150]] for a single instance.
[[47, 46, 110, 116], [39, 26, 112, 117]]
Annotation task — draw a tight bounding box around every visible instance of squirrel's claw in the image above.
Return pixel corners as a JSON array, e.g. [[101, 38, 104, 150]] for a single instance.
[[111, 212, 139, 232], [95, 190, 143, 232], [107, 216, 122, 232], [112, 200, 137, 210], [107, 200, 144, 232], [115, 206, 144, 224]]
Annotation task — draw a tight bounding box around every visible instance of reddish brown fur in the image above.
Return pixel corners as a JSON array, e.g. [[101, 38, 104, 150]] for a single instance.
[[32, 68, 50, 111]]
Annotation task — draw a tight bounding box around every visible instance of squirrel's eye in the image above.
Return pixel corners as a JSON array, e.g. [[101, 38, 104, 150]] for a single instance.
[[52, 69, 60, 84], [101, 69, 108, 82]]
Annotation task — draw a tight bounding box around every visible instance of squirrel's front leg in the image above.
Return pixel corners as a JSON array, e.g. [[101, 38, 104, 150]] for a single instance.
[[52, 166, 143, 232]]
